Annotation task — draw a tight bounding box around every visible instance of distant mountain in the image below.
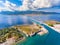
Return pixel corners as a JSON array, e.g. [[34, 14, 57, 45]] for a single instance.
[[0, 11, 60, 15]]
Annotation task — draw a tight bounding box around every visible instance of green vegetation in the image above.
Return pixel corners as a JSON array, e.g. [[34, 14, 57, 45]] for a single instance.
[[0, 24, 42, 44], [0, 28, 24, 43], [45, 20, 60, 27], [48, 24, 54, 27], [56, 22, 60, 24]]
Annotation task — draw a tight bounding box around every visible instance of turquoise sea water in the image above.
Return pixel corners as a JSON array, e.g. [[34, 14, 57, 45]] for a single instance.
[[17, 24, 60, 45], [17, 15, 60, 45], [0, 14, 60, 45], [17, 19, 60, 45], [41, 24, 60, 45], [17, 34, 48, 45], [29, 19, 60, 45]]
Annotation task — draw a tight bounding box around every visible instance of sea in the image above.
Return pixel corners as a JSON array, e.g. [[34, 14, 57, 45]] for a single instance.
[[0, 14, 60, 29], [0, 14, 60, 45]]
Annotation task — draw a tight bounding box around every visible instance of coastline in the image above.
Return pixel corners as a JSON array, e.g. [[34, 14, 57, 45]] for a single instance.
[[15, 37, 26, 45], [44, 23, 60, 33], [37, 26, 48, 36]]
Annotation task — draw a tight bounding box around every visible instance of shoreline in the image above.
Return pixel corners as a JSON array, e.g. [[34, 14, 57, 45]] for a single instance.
[[15, 37, 26, 45], [44, 23, 60, 33], [37, 26, 48, 36]]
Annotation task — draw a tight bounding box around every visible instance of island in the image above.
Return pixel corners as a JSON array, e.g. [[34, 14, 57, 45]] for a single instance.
[[13, 23, 48, 36], [0, 23, 48, 45]]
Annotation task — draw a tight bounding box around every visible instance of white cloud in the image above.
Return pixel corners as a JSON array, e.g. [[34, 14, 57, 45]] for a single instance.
[[17, 0, 52, 11], [30, 0, 52, 9], [17, 0, 30, 11], [0, 0, 17, 11], [0, 1, 3, 3], [0, 0, 60, 11], [5, 0, 16, 7], [18, 0, 60, 11], [51, 0, 60, 6]]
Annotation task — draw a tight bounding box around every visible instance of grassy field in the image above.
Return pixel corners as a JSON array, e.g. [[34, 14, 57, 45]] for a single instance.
[[14, 24, 42, 36]]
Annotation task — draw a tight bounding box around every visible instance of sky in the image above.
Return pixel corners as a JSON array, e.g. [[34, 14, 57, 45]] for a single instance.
[[0, 0, 60, 13]]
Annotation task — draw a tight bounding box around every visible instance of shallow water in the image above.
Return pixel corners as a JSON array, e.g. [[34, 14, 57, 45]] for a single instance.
[[17, 34, 48, 45]]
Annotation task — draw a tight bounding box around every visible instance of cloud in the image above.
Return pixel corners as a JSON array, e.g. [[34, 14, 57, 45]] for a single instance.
[[30, 0, 51, 9], [19, 0, 60, 10], [0, 0, 17, 11], [17, 0, 30, 11], [51, 0, 60, 6], [0, 0, 60, 11]]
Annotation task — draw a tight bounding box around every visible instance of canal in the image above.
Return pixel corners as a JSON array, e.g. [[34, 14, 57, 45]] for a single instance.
[[31, 19, 60, 45]]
